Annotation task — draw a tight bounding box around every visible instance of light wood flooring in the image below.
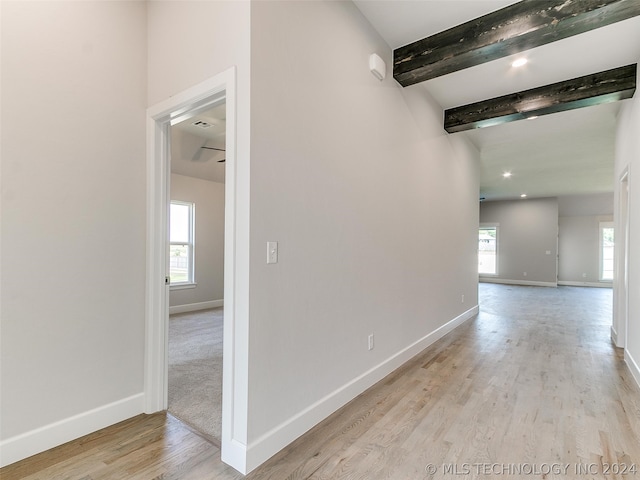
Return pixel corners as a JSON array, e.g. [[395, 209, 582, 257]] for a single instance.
[[3, 284, 640, 479]]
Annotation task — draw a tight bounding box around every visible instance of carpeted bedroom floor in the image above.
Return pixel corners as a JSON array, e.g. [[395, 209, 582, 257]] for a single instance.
[[168, 307, 223, 444]]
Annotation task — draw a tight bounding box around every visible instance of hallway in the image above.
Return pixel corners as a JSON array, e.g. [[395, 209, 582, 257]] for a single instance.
[[3, 284, 639, 479]]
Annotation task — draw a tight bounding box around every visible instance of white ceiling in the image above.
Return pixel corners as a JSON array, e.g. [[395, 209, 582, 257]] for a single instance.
[[354, 0, 640, 201], [171, 102, 226, 184], [355, 0, 519, 49]]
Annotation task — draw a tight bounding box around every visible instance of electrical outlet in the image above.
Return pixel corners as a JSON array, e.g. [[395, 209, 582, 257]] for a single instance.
[[267, 241, 278, 264], [368, 334, 374, 351], [523, 272, 527, 277]]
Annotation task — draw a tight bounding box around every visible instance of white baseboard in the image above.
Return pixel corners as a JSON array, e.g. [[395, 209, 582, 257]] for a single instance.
[[480, 278, 557, 288], [221, 438, 248, 475], [0, 393, 144, 468], [625, 349, 640, 390], [244, 305, 479, 473], [169, 299, 223, 315], [558, 281, 613, 288]]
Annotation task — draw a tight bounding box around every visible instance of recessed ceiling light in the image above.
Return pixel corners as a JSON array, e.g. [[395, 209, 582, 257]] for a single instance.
[[527, 116, 539, 120], [512, 58, 528, 68], [520, 194, 527, 198], [503, 172, 512, 178]]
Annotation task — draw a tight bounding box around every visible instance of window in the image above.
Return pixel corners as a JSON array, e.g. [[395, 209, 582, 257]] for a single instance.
[[600, 222, 614, 281], [479, 225, 498, 275], [170, 201, 195, 286]]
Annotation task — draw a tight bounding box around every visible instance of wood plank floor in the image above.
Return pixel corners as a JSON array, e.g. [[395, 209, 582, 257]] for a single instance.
[[3, 284, 640, 479]]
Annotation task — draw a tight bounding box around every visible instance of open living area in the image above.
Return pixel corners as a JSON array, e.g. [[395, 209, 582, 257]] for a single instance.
[[3, 284, 638, 479], [2, 0, 640, 478]]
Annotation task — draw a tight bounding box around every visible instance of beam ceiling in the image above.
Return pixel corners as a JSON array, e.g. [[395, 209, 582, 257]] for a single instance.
[[444, 64, 637, 133], [393, 0, 640, 87]]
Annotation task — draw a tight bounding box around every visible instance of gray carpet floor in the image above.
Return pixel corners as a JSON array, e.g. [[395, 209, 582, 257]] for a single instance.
[[168, 307, 223, 443]]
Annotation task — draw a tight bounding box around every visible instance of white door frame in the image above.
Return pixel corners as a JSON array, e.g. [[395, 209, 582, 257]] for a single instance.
[[615, 167, 630, 349], [144, 67, 248, 473]]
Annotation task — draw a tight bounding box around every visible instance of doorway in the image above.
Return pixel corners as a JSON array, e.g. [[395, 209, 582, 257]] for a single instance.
[[167, 102, 226, 444], [145, 68, 249, 473]]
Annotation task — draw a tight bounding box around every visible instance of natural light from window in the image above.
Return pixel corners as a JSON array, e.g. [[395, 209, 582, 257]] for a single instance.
[[479, 226, 497, 275], [600, 223, 614, 281], [170, 201, 195, 285]]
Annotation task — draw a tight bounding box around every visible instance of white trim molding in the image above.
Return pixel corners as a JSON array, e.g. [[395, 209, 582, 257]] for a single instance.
[[558, 281, 613, 288], [243, 305, 479, 472], [480, 277, 557, 288], [614, 166, 630, 349], [625, 349, 640, 390], [170, 283, 197, 291], [145, 67, 250, 475], [169, 299, 224, 315], [0, 394, 144, 468]]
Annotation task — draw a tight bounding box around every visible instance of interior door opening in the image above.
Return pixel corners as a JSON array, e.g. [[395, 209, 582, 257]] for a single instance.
[[167, 102, 227, 445], [145, 68, 246, 473]]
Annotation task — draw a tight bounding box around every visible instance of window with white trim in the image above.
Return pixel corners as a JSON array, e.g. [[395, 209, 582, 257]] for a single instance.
[[479, 225, 498, 275], [170, 201, 195, 286], [600, 222, 614, 281]]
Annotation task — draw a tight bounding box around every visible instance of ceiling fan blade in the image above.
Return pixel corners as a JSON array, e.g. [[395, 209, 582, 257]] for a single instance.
[[192, 140, 214, 161], [191, 144, 205, 161], [201, 146, 226, 152]]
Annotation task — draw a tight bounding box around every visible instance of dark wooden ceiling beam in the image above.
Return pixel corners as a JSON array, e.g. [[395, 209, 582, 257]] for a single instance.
[[444, 64, 637, 133], [394, 0, 640, 87]]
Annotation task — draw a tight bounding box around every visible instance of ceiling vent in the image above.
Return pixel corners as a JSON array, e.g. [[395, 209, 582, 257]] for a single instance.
[[192, 120, 213, 129]]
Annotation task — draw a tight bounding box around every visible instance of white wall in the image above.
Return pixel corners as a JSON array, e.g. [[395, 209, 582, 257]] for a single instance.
[[614, 63, 640, 386], [169, 173, 225, 310], [1, 0, 482, 472], [558, 193, 614, 217], [558, 214, 613, 286], [1, 1, 147, 465], [246, 0, 479, 468], [479, 198, 559, 286], [557, 193, 613, 286], [147, 0, 250, 107], [146, 0, 252, 470]]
